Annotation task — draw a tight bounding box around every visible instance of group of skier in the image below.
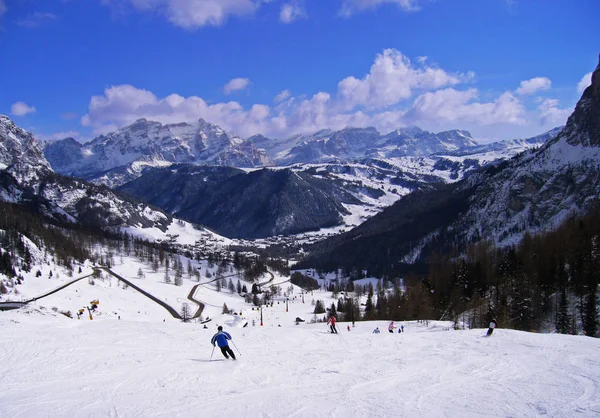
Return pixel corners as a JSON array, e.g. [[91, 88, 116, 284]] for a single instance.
[[208, 317, 499, 359]]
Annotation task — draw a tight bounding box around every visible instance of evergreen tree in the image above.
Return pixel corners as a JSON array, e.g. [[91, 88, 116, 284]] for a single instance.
[[329, 302, 337, 318], [313, 300, 325, 314], [583, 287, 598, 337], [556, 287, 570, 334]]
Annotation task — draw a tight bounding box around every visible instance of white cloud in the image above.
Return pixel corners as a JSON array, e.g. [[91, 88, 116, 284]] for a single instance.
[[11, 102, 36, 116], [280, 2, 306, 23], [515, 77, 551, 95], [537, 99, 571, 126], [339, 0, 420, 17], [81, 84, 272, 137], [577, 72, 593, 93], [80, 49, 561, 142], [274, 90, 291, 103], [16, 12, 57, 28], [337, 49, 471, 110], [104, 0, 259, 29], [0, 1, 7, 18], [405, 88, 526, 126], [223, 78, 250, 94]]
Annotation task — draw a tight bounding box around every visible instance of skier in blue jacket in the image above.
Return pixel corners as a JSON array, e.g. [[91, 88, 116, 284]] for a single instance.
[[211, 326, 236, 360]]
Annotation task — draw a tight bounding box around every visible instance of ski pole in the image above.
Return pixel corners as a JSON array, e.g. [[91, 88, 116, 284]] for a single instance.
[[210, 345, 215, 360], [231, 340, 242, 356]]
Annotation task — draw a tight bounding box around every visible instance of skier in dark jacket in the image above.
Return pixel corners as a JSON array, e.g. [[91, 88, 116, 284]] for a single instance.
[[211, 326, 236, 360], [486, 319, 497, 336]]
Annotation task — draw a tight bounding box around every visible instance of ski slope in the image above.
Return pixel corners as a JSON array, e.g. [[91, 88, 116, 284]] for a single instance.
[[1, 264, 600, 418]]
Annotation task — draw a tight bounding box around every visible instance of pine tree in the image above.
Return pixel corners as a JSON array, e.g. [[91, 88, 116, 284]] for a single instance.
[[222, 303, 229, 314], [556, 287, 570, 334], [313, 300, 325, 314], [174, 269, 183, 286], [329, 302, 337, 318], [583, 287, 598, 337]]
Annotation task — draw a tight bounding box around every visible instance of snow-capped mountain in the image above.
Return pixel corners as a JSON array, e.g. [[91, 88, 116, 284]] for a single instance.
[[299, 56, 600, 270], [44, 118, 273, 179], [0, 115, 51, 172], [0, 115, 183, 233], [113, 125, 560, 238], [248, 126, 478, 165]]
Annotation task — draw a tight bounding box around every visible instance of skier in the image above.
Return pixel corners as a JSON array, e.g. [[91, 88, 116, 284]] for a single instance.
[[211, 326, 236, 360], [400, 324, 404, 333], [328, 315, 338, 334], [388, 321, 395, 333], [486, 319, 497, 336], [373, 327, 380, 334]]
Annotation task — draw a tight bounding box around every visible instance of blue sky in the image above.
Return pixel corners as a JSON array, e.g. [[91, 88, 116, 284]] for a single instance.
[[1, 0, 598, 143]]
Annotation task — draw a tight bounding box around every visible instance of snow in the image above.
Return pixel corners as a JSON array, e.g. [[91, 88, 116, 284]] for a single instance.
[[123, 219, 232, 246], [2, 254, 600, 417]]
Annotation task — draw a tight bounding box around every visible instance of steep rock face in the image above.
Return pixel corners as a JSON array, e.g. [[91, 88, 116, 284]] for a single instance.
[[0, 115, 51, 171], [44, 118, 272, 179], [562, 55, 600, 147]]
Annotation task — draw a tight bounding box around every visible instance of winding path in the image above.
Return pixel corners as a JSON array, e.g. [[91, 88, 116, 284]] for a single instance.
[[98, 267, 183, 319], [0, 271, 96, 310]]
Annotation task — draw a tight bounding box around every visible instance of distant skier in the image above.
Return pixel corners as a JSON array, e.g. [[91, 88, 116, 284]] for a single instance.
[[373, 327, 380, 334], [328, 315, 338, 334], [486, 319, 497, 337], [211, 326, 236, 360], [388, 321, 395, 333], [400, 324, 404, 333]]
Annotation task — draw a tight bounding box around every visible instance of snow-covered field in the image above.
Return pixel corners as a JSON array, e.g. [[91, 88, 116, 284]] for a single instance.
[[2, 258, 600, 418]]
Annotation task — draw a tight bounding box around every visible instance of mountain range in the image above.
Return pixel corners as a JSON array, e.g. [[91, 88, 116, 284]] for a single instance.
[[30, 111, 560, 239]]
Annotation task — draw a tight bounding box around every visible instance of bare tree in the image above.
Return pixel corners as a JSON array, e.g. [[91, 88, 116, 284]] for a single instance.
[[180, 303, 192, 323]]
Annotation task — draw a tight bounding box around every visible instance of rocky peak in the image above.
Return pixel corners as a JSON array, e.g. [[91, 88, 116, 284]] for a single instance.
[[590, 54, 600, 95], [0, 115, 51, 170], [560, 54, 600, 147]]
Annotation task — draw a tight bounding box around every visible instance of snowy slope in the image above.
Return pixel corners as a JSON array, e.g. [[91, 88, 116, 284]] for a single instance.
[[1, 299, 599, 417]]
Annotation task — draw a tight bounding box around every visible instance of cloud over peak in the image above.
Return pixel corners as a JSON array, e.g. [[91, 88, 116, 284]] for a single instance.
[[79, 49, 569, 142], [515, 77, 551, 95], [11, 102, 36, 116]]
